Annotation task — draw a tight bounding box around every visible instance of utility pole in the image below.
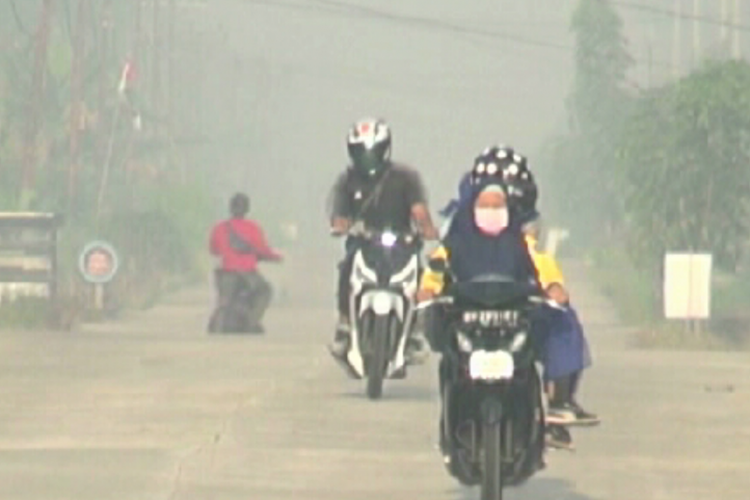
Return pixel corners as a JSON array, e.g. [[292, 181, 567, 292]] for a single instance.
[[152, 0, 162, 125], [647, 18, 654, 87], [167, 0, 175, 128], [97, 0, 113, 162], [732, 0, 741, 59], [672, 0, 682, 79], [69, 0, 88, 209], [691, 0, 701, 68], [21, 0, 54, 206], [721, 0, 729, 45]]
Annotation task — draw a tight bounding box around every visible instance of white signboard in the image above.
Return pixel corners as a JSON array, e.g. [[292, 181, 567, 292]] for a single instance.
[[663, 253, 712, 320]]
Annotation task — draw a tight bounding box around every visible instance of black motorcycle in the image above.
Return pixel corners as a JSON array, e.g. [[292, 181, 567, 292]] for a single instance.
[[207, 270, 257, 334], [423, 274, 546, 500]]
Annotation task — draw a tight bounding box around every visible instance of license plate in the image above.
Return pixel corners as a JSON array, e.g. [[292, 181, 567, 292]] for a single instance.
[[468, 350, 514, 381]]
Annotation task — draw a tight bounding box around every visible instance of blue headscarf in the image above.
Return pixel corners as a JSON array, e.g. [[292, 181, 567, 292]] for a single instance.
[[439, 171, 473, 218], [443, 178, 538, 285], [440, 171, 541, 224]]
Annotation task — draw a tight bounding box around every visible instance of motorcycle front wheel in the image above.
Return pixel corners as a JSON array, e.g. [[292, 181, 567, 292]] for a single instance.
[[481, 417, 504, 500], [366, 314, 390, 400]]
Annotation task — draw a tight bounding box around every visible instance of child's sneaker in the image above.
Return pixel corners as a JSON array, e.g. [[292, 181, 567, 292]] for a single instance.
[[570, 401, 601, 427], [545, 425, 575, 451], [546, 403, 577, 425]]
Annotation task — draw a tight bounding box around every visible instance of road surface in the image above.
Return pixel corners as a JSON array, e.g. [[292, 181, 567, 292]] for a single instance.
[[1, 252, 749, 500]]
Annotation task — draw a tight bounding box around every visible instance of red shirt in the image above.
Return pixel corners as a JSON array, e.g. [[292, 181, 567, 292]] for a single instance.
[[209, 218, 281, 272]]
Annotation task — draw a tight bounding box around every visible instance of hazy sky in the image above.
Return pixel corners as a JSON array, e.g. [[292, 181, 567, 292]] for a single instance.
[[184, 0, 745, 233]]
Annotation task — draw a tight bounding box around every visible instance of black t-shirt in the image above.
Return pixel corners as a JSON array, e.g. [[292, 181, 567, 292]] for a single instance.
[[330, 163, 427, 233]]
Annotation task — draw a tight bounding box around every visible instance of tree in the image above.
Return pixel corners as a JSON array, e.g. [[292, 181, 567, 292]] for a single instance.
[[556, 0, 633, 243], [617, 60, 750, 272]]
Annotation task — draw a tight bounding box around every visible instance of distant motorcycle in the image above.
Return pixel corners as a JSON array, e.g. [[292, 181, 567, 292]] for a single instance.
[[334, 225, 421, 399], [207, 270, 258, 334], [421, 274, 546, 500]]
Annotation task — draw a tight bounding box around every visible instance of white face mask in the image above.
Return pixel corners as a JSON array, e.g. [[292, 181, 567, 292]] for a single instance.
[[474, 207, 509, 235]]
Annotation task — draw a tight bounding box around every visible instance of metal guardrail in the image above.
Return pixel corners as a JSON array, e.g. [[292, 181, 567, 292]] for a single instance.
[[0, 212, 64, 304]]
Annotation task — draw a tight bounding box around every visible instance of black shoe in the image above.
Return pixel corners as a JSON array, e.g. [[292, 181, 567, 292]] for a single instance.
[[570, 401, 600, 426], [405, 332, 430, 365], [545, 424, 575, 451], [328, 322, 351, 359], [546, 403, 577, 426]]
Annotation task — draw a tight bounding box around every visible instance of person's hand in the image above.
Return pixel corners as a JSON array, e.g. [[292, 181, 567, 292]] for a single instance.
[[416, 288, 436, 303], [421, 225, 439, 241], [330, 217, 351, 235]]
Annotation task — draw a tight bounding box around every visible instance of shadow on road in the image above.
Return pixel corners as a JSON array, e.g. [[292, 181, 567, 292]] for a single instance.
[[336, 384, 437, 402], [451, 477, 599, 500]]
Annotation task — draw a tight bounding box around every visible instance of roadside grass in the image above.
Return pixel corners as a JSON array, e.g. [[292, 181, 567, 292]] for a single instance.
[[585, 245, 750, 350]]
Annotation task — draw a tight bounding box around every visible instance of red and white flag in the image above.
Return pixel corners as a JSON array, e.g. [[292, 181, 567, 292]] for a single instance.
[[117, 59, 142, 130], [117, 59, 137, 95]]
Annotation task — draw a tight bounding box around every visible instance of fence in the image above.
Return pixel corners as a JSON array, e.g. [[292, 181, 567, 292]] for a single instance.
[[0, 212, 64, 304]]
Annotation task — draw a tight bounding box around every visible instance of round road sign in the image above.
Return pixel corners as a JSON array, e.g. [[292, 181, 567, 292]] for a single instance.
[[78, 241, 119, 284]]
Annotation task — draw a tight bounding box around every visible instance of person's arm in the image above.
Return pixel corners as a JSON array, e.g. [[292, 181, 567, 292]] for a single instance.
[[329, 171, 353, 234], [403, 169, 438, 240], [417, 245, 450, 301], [517, 235, 542, 292], [545, 253, 566, 286], [246, 223, 283, 262], [209, 224, 222, 256]]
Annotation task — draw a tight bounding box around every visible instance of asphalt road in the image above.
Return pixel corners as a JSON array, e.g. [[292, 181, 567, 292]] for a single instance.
[[1, 252, 749, 500]]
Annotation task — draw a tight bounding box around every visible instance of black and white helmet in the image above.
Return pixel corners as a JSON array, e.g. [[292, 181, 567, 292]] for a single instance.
[[471, 145, 537, 215], [346, 118, 392, 177]]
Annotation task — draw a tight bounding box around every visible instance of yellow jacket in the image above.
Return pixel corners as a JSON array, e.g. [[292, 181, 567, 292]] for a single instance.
[[420, 246, 449, 294], [525, 235, 565, 289], [418, 235, 564, 295]]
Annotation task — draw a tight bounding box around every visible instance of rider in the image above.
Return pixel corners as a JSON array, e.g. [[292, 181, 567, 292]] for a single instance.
[[209, 192, 283, 333], [416, 151, 542, 463], [328, 117, 439, 362], [535, 282, 599, 426]]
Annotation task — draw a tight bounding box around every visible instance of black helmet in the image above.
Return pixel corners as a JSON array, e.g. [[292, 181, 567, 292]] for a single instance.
[[470, 145, 516, 186], [229, 192, 250, 218], [346, 118, 392, 177], [471, 145, 537, 214]]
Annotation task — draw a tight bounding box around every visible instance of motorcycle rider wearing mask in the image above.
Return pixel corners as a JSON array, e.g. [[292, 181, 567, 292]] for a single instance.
[[416, 155, 541, 462], [209, 193, 283, 333], [328, 117, 439, 364]]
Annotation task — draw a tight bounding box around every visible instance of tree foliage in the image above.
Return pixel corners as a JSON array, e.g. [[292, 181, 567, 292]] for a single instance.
[[0, 2, 220, 317], [618, 60, 750, 271], [543, 0, 633, 244], [544, 0, 750, 278]]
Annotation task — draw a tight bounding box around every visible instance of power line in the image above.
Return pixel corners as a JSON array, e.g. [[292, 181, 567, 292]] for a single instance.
[[240, 0, 677, 70], [607, 0, 750, 33]]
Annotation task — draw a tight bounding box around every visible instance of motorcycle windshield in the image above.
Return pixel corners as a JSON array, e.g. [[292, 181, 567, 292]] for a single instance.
[[447, 274, 535, 308]]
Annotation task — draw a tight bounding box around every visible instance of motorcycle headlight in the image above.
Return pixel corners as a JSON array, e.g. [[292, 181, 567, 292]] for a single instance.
[[380, 231, 398, 247], [510, 331, 527, 352], [456, 331, 473, 353]]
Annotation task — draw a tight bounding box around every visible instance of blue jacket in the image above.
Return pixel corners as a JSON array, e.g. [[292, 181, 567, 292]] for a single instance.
[[533, 302, 592, 380]]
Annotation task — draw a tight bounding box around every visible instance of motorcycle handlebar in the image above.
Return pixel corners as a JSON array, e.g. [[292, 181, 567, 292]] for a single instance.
[[330, 223, 420, 244], [415, 294, 546, 311]]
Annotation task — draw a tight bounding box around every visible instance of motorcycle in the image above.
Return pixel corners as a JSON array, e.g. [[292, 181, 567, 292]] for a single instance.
[[420, 274, 546, 500], [336, 226, 421, 399], [207, 270, 258, 334]]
